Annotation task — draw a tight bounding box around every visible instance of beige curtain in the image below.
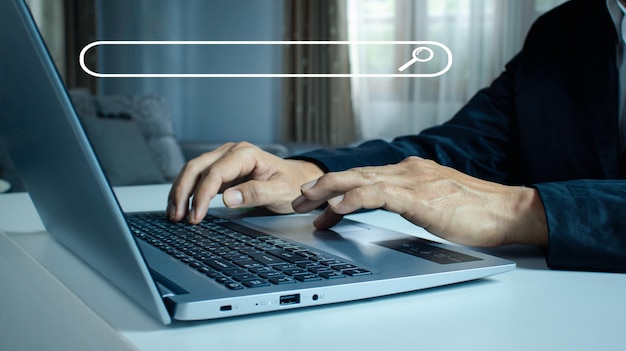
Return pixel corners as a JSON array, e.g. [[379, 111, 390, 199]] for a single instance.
[[25, 0, 66, 79], [282, 0, 356, 147], [25, 0, 97, 92], [349, 0, 567, 140]]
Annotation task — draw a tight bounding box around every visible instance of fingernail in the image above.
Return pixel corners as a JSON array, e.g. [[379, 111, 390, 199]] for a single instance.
[[301, 179, 318, 192], [224, 189, 243, 207], [327, 194, 344, 206], [292, 195, 306, 208]]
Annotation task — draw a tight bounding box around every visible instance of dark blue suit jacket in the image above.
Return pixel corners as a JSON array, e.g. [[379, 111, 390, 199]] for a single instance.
[[295, 0, 626, 272]]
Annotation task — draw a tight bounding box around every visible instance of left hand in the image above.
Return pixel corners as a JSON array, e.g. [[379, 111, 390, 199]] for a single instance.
[[291, 156, 548, 248]]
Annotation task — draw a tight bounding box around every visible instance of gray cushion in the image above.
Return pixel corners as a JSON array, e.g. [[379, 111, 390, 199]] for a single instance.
[[69, 88, 98, 117], [69, 90, 186, 182], [93, 94, 185, 181], [81, 117, 166, 186]]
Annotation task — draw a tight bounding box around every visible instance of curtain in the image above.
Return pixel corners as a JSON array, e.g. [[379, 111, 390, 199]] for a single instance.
[[25, 0, 97, 92], [64, 0, 98, 92], [283, 0, 357, 147], [25, 0, 66, 79], [348, 0, 567, 141]]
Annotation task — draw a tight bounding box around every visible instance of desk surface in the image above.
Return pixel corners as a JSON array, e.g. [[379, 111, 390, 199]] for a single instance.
[[1, 184, 624, 351]]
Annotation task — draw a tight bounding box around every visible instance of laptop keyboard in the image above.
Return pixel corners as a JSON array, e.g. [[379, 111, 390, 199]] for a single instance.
[[127, 213, 371, 290]]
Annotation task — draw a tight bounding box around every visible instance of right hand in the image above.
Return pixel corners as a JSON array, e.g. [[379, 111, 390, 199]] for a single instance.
[[167, 142, 324, 224]]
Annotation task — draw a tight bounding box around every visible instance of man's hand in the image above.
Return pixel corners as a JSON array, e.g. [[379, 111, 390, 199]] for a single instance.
[[167, 142, 324, 224], [292, 156, 548, 247]]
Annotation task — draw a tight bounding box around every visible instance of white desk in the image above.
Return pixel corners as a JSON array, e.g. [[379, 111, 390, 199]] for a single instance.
[[0, 184, 624, 351]]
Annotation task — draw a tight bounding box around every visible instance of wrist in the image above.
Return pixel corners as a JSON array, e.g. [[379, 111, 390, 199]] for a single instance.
[[506, 186, 549, 247]]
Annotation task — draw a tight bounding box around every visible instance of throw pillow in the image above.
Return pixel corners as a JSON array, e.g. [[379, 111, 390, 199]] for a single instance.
[[94, 94, 185, 181], [81, 117, 166, 186]]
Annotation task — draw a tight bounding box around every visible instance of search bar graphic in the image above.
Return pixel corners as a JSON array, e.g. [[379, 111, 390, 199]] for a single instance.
[[80, 41, 452, 78]]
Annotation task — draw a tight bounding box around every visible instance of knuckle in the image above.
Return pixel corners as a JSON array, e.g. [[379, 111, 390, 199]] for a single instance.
[[234, 140, 252, 147], [313, 172, 340, 190], [403, 155, 422, 163], [232, 141, 256, 152], [357, 170, 379, 181], [215, 142, 236, 152], [198, 144, 229, 159], [402, 156, 427, 168], [182, 158, 202, 173], [230, 141, 263, 161], [373, 181, 396, 195]]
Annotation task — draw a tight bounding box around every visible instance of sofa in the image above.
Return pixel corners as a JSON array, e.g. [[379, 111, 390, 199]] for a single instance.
[[0, 90, 290, 193]]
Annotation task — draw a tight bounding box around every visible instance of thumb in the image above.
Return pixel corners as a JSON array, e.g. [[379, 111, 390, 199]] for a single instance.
[[223, 187, 245, 207], [222, 179, 297, 214]]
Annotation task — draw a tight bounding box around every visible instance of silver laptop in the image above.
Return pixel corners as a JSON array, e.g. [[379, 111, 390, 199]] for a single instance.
[[0, 0, 514, 325]]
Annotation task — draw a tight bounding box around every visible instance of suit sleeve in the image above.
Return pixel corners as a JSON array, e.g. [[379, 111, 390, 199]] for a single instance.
[[535, 180, 626, 271]]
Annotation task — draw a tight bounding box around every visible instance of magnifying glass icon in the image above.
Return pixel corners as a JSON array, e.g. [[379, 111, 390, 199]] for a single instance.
[[398, 47, 434, 72]]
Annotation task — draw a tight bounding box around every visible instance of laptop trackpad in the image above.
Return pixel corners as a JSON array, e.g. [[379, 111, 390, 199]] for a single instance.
[[239, 214, 402, 261]]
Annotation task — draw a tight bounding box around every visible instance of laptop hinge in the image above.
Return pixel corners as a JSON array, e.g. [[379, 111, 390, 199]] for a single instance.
[[150, 269, 188, 297]]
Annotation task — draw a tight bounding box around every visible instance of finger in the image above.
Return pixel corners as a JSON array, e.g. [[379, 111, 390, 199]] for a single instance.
[[188, 146, 263, 223], [339, 182, 417, 214], [167, 143, 235, 222], [325, 182, 430, 227], [292, 179, 329, 213], [293, 170, 378, 213], [312, 207, 344, 229], [223, 177, 297, 214]]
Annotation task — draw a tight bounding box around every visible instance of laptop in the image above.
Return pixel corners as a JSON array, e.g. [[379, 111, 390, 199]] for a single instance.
[[0, 0, 515, 325]]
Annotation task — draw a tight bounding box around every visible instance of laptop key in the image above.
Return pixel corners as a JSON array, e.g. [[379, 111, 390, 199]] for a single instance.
[[205, 270, 222, 279], [320, 271, 347, 279], [294, 274, 322, 282], [330, 264, 357, 271], [224, 282, 245, 290], [343, 268, 372, 276], [233, 260, 266, 270], [250, 253, 288, 266], [258, 271, 287, 279], [308, 266, 334, 274], [282, 268, 310, 276], [273, 263, 298, 271], [266, 249, 311, 264], [242, 279, 271, 288], [222, 269, 248, 277], [203, 258, 239, 271], [215, 277, 231, 284], [232, 274, 261, 282], [269, 277, 296, 285], [248, 267, 274, 274]]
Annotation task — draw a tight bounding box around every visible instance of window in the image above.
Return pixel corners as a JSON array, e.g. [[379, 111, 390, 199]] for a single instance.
[[348, 0, 566, 140]]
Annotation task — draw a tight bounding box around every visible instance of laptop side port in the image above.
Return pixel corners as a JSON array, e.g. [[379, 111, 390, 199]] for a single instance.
[[279, 294, 301, 306]]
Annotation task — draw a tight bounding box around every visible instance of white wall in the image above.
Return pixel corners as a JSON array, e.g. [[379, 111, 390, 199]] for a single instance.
[[97, 0, 284, 144]]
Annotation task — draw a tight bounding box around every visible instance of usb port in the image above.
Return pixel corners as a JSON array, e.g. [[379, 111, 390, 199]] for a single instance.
[[279, 294, 300, 305]]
